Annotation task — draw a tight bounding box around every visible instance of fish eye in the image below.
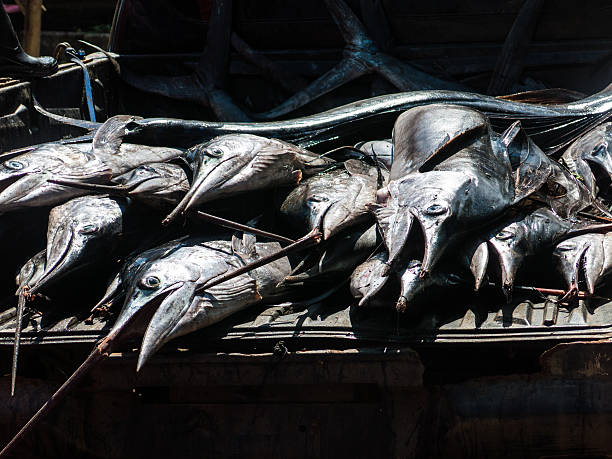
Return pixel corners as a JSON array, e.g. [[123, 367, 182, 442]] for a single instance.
[[307, 195, 329, 203], [557, 243, 576, 251], [79, 224, 98, 234], [140, 275, 161, 289], [424, 204, 447, 216], [592, 145, 606, 157], [4, 160, 25, 170], [495, 230, 514, 240], [206, 147, 224, 158]]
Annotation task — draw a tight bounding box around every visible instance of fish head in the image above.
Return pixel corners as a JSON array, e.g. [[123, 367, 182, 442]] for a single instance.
[[401, 172, 472, 275], [111, 256, 202, 337], [163, 135, 263, 223], [486, 222, 528, 295], [280, 170, 350, 238], [16, 250, 46, 294], [553, 236, 594, 293], [30, 197, 124, 294], [583, 143, 612, 186]]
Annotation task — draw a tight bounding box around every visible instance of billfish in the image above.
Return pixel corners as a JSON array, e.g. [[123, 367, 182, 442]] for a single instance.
[[163, 134, 334, 224]]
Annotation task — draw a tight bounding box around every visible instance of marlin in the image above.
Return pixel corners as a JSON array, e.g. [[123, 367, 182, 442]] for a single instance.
[[162, 134, 334, 224]]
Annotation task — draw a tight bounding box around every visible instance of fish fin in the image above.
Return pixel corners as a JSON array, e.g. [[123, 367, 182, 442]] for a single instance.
[[497, 88, 586, 105], [249, 147, 297, 174], [231, 232, 257, 258], [92, 115, 142, 154], [418, 123, 487, 173]]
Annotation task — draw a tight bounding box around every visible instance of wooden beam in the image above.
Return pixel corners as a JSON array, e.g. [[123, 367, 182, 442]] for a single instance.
[[23, 0, 42, 57]]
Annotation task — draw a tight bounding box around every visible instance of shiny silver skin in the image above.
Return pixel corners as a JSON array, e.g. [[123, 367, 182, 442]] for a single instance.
[[371, 105, 514, 276], [112, 162, 189, 207], [28, 196, 126, 295], [350, 252, 393, 308], [561, 122, 612, 197], [16, 250, 46, 295], [502, 121, 595, 218], [128, 88, 612, 153], [553, 232, 612, 295], [110, 235, 291, 370], [0, 115, 183, 213], [283, 224, 379, 286], [163, 134, 334, 224], [354, 140, 393, 170], [483, 207, 612, 295], [280, 160, 382, 240]]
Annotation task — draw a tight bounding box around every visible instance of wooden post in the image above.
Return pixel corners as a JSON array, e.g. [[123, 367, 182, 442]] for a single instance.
[[23, 0, 42, 57]]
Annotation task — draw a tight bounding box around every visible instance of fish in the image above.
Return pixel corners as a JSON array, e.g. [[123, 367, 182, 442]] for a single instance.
[[109, 233, 291, 370], [0, 116, 184, 213], [112, 162, 190, 207], [115, 88, 612, 153], [370, 105, 515, 276], [27, 195, 142, 295], [553, 232, 612, 295], [502, 121, 597, 218], [354, 139, 393, 170], [16, 250, 46, 294], [350, 252, 398, 307], [162, 134, 334, 224], [480, 205, 612, 296], [282, 223, 380, 286], [561, 122, 612, 198], [279, 159, 382, 240]]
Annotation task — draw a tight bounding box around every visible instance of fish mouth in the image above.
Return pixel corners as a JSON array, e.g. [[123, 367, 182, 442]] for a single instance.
[[137, 281, 197, 371], [486, 242, 523, 299], [29, 225, 75, 294], [110, 281, 184, 339], [162, 156, 234, 225], [384, 209, 414, 271], [470, 241, 489, 291], [0, 171, 33, 208], [579, 244, 603, 295], [410, 207, 451, 277]]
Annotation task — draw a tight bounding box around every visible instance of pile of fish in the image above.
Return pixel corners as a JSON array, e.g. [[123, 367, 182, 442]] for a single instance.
[[5, 89, 612, 383]]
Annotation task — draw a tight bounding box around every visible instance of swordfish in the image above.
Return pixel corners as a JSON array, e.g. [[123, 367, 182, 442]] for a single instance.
[[0, 115, 184, 213]]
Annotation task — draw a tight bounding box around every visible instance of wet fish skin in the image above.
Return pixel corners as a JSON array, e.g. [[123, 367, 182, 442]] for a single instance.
[[163, 134, 334, 224], [128, 88, 612, 153], [16, 250, 46, 294], [279, 159, 381, 240], [561, 122, 612, 197], [354, 140, 393, 170], [110, 235, 291, 370], [283, 223, 379, 286], [28, 196, 127, 294], [112, 162, 189, 207], [0, 116, 184, 213], [372, 105, 514, 275], [553, 232, 612, 294]]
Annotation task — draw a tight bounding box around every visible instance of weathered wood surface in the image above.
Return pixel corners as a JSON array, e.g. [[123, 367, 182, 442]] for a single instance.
[[1, 344, 612, 458]]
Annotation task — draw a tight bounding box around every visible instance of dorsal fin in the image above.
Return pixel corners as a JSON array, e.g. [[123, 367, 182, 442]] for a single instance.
[[391, 105, 488, 179], [92, 115, 142, 153], [498, 88, 586, 105]]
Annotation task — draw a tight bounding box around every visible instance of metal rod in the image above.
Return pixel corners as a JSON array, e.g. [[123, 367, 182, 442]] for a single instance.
[[0, 291, 161, 458], [197, 228, 322, 293], [192, 211, 295, 245]]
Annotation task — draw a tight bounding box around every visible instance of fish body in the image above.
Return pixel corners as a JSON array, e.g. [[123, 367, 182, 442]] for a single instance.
[[126, 88, 612, 152], [28, 195, 131, 294], [280, 159, 381, 240], [110, 234, 291, 370], [0, 116, 184, 213], [372, 105, 514, 275], [561, 122, 612, 198], [553, 232, 612, 294], [354, 140, 393, 169], [112, 162, 189, 207], [163, 134, 334, 224]]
